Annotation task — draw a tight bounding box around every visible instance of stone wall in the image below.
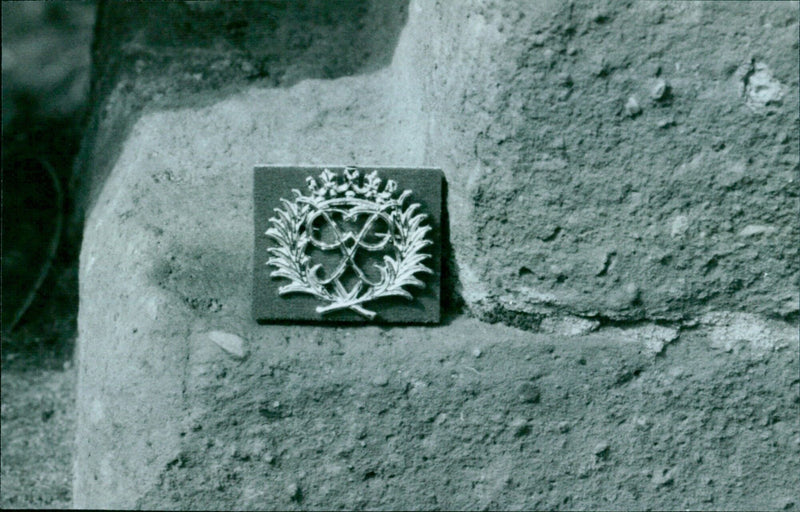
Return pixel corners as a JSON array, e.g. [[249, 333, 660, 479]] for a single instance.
[[73, 1, 799, 508], [394, 0, 799, 324]]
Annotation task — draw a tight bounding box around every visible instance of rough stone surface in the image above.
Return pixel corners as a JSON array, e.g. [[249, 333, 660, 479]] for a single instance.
[[207, 330, 247, 360], [73, 0, 800, 508], [75, 308, 800, 510], [417, 1, 800, 324], [75, 0, 800, 326]]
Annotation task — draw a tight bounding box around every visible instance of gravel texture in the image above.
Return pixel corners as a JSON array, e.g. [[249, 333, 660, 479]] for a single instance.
[[1, 367, 76, 509]]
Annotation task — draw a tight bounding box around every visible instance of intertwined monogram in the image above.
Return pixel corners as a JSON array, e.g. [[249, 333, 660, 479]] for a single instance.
[[304, 198, 394, 286], [265, 168, 433, 319]]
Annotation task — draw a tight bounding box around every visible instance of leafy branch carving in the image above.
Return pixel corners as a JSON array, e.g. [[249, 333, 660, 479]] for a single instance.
[[265, 169, 433, 319]]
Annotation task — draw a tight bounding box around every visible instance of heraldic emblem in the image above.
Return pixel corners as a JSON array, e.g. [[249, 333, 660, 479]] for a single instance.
[[265, 168, 433, 319]]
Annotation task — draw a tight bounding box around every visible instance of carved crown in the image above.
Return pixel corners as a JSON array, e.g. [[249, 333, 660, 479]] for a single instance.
[[304, 168, 398, 204]]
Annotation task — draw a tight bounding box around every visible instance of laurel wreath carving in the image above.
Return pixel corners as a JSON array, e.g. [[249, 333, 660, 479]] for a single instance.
[[265, 168, 433, 319]]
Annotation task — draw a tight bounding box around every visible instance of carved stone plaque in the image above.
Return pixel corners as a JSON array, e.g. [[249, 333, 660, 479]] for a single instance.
[[253, 166, 442, 323]]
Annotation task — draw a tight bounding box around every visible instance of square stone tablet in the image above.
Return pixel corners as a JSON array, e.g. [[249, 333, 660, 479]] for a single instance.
[[254, 166, 442, 324]]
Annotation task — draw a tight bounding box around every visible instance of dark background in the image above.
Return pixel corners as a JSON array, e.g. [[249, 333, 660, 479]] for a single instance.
[[2, 2, 95, 508], [2, 1, 95, 366]]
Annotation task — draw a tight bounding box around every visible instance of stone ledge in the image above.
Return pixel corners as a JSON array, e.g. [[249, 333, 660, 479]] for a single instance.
[[74, 91, 798, 506]]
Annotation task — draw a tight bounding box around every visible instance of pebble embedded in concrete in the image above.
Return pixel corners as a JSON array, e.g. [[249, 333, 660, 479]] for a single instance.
[[541, 316, 600, 336], [550, 136, 566, 150], [625, 96, 642, 117], [594, 249, 616, 276], [543, 48, 555, 66], [510, 418, 531, 437], [591, 54, 608, 76], [624, 283, 640, 305], [287, 482, 302, 502], [593, 442, 610, 459], [622, 324, 679, 356], [670, 215, 689, 238], [590, 7, 609, 23], [738, 225, 777, 237], [517, 382, 541, 404], [259, 400, 286, 420], [530, 33, 547, 46], [650, 78, 669, 101], [656, 116, 675, 129], [652, 467, 675, 487], [371, 373, 390, 387], [745, 62, 784, 112], [247, 440, 266, 460], [207, 330, 246, 359]]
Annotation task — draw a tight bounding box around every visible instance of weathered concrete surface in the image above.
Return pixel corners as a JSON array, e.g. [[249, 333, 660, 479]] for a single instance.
[[73, 0, 800, 508], [77, 315, 800, 509], [397, 0, 800, 323], [72, 0, 410, 237], [73, 51, 430, 510], [75, 0, 800, 325]]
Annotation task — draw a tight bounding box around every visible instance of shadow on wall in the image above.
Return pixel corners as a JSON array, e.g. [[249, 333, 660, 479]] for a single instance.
[[1, 1, 95, 364], [3, 0, 417, 360], [90, 0, 410, 95], [77, 0, 412, 230], [82, 0, 471, 321]]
